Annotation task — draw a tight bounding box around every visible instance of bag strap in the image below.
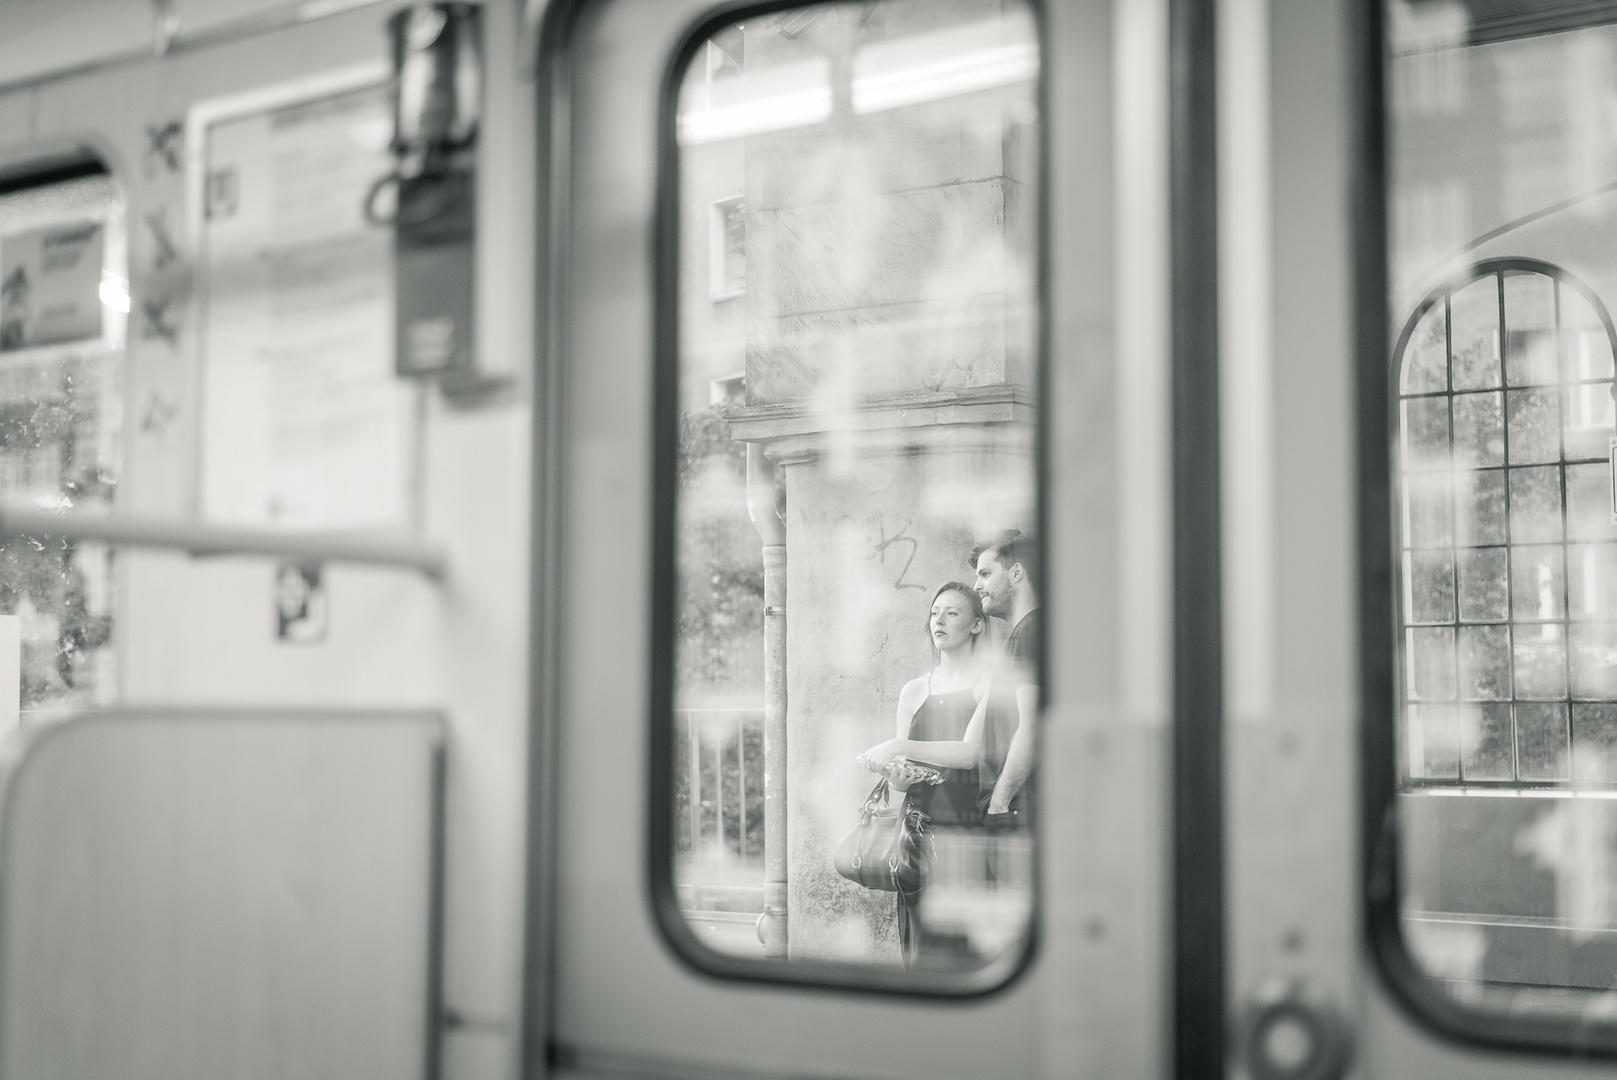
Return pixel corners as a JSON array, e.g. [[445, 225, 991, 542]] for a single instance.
[[859, 776, 891, 820]]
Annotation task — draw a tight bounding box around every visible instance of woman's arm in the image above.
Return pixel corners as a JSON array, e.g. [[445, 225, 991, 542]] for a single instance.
[[862, 674, 992, 771], [858, 678, 929, 780]]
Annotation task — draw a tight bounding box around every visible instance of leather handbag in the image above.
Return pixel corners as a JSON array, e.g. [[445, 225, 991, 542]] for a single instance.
[[833, 774, 935, 894]]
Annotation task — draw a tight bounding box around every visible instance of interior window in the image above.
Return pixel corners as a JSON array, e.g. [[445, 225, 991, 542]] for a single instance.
[[1385, 1, 1617, 1041], [658, 0, 1041, 985], [0, 164, 124, 719]]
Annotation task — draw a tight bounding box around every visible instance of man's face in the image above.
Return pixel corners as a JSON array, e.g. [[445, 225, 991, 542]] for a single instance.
[[974, 550, 1016, 619]]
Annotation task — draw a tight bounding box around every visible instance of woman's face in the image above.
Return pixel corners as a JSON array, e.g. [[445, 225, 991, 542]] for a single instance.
[[930, 590, 982, 655]]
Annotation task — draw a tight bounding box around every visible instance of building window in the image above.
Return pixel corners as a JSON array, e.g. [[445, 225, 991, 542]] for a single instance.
[[708, 195, 745, 301], [1396, 259, 1617, 788]]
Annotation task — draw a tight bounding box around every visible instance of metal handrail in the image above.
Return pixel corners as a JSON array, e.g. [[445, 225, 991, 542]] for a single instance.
[[0, 506, 447, 580]]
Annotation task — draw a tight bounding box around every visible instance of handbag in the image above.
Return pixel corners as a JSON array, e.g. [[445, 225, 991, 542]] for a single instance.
[[833, 767, 940, 894]]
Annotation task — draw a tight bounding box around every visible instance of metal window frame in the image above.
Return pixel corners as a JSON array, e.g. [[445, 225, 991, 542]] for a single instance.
[[645, 0, 1050, 998], [1360, 0, 1617, 1057], [1392, 258, 1617, 791]]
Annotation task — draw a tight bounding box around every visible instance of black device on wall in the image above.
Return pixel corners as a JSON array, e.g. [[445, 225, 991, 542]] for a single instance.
[[369, 1, 481, 384]]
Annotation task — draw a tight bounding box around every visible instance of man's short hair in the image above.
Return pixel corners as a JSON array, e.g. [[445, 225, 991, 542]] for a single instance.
[[969, 529, 1038, 590]]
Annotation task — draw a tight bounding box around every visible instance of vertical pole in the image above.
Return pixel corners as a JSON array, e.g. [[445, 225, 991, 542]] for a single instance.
[[1170, 0, 1225, 1075], [748, 443, 788, 958], [736, 712, 747, 859], [713, 719, 724, 855], [687, 713, 702, 861], [759, 544, 787, 955]]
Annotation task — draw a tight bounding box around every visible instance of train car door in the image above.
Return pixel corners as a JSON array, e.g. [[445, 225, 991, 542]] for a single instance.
[[533, 0, 1174, 1076], [1229, 0, 1617, 1077]]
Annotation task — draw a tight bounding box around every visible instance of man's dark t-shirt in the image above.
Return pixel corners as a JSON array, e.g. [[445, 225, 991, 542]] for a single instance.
[[978, 609, 1039, 817]]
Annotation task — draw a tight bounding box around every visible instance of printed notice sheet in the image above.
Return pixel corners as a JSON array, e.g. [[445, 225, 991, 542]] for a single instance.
[[0, 220, 105, 351], [198, 82, 413, 531]]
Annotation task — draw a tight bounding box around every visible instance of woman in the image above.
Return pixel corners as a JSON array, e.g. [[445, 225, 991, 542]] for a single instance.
[[858, 581, 992, 966]]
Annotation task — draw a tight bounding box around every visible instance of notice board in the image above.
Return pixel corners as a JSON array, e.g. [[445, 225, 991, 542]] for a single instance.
[[193, 68, 416, 532]]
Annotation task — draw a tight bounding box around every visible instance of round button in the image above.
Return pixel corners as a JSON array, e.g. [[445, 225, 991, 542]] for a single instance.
[[1240, 984, 1350, 1080]]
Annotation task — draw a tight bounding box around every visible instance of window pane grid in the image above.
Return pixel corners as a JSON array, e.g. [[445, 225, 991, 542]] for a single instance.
[[1401, 381, 1617, 398], [1399, 269, 1617, 788]]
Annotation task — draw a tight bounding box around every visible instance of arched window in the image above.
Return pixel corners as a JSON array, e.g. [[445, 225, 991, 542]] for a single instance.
[[1397, 259, 1617, 787]]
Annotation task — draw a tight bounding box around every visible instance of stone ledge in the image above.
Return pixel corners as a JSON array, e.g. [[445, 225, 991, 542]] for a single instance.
[[724, 384, 1032, 446]]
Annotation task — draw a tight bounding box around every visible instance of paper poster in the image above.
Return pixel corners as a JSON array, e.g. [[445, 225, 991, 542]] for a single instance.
[[0, 220, 104, 351], [197, 81, 412, 531]]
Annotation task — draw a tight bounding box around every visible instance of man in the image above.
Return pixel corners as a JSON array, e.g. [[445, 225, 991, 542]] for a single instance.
[[971, 531, 1039, 831]]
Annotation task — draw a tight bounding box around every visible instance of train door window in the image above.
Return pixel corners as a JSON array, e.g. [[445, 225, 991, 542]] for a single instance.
[[1379, 0, 1617, 1052], [654, 0, 1041, 989], [0, 162, 124, 718]]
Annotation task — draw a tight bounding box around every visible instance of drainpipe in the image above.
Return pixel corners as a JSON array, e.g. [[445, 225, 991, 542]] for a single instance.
[[747, 442, 787, 958]]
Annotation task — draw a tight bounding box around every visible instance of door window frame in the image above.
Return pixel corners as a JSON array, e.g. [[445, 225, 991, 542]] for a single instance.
[[645, 0, 1051, 997], [1359, 0, 1617, 1057]]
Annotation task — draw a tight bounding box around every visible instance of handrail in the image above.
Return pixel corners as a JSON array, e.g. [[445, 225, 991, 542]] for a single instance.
[[0, 506, 447, 580]]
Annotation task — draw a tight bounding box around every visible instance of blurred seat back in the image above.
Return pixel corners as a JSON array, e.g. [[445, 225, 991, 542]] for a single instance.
[[0, 710, 444, 1080]]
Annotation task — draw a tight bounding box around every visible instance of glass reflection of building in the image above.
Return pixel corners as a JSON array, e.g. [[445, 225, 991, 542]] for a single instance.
[[1392, 11, 1617, 995], [672, 0, 1038, 964]]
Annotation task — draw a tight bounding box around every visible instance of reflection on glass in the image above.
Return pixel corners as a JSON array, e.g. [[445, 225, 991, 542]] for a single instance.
[[1410, 703, 1460, 779], [1457, 547, 1507, 622], [1457, 624, 1508, 700], [1402, 302, 1448, 394], [1452, 391, 1503, 467], [669, 1, 1038, 974], [1406, 549, 1455, 623], [1454, 468, 1505, 545], [1508, 466, 1562, 544], [1566, 462, 1617, 541], [1516, 702, 1569, 779], [1504, 272, 1557, 386], [1391, 6, 1617, 1018], [1450, 275, 1501, 390], [1505, 388, 1558, 464], [1460, 702, 1513, 780], [1573, 703, 1617, 780], [0, 174, 123, 716]]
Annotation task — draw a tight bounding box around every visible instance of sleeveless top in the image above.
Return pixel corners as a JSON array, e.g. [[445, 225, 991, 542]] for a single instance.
[[903, 671, 985, 827]]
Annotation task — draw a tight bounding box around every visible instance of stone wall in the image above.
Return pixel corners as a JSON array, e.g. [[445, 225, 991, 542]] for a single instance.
[[769, 433, 1029, 960]]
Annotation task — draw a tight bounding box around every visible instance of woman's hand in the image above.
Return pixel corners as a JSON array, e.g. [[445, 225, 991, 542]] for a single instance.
[[857, 738, 905, 772]]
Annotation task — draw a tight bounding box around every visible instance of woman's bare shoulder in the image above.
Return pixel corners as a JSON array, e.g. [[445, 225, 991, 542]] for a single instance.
[[898, 674, 930, 703]]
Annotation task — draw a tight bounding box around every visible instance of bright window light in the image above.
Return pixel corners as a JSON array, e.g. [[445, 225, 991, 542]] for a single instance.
[[851, 15, 1037, 114], [678, 57, 831, 145], [99, 270, 130, 313]]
